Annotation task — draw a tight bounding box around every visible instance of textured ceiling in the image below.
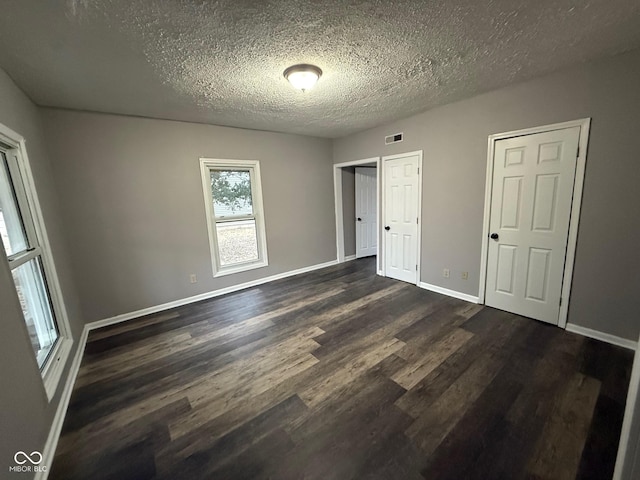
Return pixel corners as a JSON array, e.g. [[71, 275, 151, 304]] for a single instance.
[[1, 1, 640, 138]]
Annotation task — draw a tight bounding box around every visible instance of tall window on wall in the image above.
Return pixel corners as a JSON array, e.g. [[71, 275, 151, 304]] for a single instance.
[[0, 124, 71, 400], [200, 158, 268, 276]]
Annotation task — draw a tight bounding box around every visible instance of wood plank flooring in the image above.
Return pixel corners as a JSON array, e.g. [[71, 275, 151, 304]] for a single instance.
[[50, 258, 633, 480]]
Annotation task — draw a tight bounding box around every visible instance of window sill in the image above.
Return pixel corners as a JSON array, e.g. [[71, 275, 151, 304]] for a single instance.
[[42, 336, 73, 402], [213, 260, 268, 278]]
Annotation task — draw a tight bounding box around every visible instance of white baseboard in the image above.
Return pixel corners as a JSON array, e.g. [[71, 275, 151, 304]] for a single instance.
[[414, 285, 635, 350], [418, 282, 480, 304], [36, 258, 340, 478], [344, 254, 357, 262], [87, 259, 338, 331], [566, 323, 638, 351], [36, 326, 89, 480]]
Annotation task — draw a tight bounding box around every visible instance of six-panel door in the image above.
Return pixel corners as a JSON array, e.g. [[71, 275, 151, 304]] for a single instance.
[[384, 155, 419, 284], [485, 127, 580, 324]]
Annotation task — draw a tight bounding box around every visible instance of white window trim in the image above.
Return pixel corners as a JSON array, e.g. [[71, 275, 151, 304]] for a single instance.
[[0, 122, 73, 401], [200, 158, 269, 277]]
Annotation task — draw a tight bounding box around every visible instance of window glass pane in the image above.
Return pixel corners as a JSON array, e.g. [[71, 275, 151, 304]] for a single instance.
[[0, 151, 29, 256], [11, 257, 59, 368], [216, 219, 259, 266], [210, 170, 253, 217]]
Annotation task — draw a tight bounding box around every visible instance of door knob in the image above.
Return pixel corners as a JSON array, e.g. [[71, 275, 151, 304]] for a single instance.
[[385, 226, 390, 231], [357, 217, 362, 221], [490, 233, 499, 240]]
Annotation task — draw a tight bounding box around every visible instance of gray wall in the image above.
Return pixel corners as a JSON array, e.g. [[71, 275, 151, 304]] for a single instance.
[[334, 48, 640, 341], [0, 70, 83, 475], [41, 109, 335, 322], [342, 167, 356, 257]]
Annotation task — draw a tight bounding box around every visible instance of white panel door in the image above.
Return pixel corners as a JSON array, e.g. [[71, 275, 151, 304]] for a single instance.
[[355, 167, 377, 258], [486, 126, 580, 324], [384, 154, 419, 284]]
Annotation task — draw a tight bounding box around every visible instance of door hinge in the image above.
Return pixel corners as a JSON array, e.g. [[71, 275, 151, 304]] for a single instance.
[[576, 146, 580, 157], [559, 297, 562, 306], [416, 217, 419, 224], [416, 265, 418, 271], [417, 167, 420, 175]]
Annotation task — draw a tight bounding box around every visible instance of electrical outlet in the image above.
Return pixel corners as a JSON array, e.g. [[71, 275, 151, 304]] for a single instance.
[[462, 271, 469, 280], [443, 268, 450, 278], [190, 274, 197, 284]]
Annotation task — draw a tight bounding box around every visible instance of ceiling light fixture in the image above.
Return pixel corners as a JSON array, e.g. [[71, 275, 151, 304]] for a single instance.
[[283, 64, 322, 92]]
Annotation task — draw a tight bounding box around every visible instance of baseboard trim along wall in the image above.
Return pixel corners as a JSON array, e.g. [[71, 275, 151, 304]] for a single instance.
[[89, 259, 339, 331], [36, 260, 635, 479], [344, 254, 357, 262], [566, 323, 638, 351], [418, 282, 480, 304], [36, 258, 340, 479], [36, 328, 88, 480], [417, 284, 637, 351]]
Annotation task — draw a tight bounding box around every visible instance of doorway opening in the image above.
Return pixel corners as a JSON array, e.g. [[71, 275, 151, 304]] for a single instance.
[[333, 157, 381, 274], [334, 151, 423, 286]]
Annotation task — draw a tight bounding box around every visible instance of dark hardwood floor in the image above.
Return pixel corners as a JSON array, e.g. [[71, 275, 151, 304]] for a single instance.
[[50, 258, 633, 479]]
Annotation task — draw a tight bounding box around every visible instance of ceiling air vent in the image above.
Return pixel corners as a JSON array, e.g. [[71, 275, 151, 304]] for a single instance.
[[385, 132, 403, 145]]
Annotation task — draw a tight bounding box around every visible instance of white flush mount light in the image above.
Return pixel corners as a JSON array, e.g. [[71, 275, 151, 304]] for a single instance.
[[283, 64, 322, 92]]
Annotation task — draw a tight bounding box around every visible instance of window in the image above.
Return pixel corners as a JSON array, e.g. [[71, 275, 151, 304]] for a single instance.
[[200, 158, 268, 276], [0, 124, 71, 400]]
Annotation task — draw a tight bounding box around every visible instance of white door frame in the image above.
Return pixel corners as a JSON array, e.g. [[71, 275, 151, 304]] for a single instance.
[[613, 332, 640, 480], [478, 118, 591, 328], [333, 157, 381, 273], [381, 150, 424, 286]]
